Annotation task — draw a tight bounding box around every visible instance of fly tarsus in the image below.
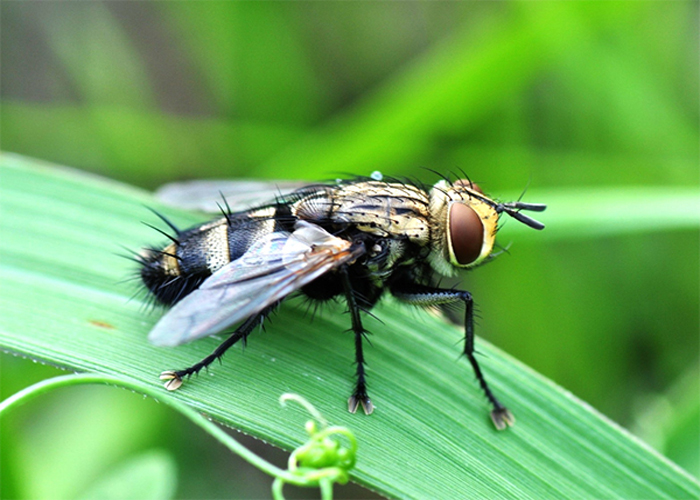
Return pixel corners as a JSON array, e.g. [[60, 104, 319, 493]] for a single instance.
[[490, 406, 515, 430], [340, 266, 375, 415], [349, 351, 373, 414], [348, 390, 374, 415], [159, 370, 184, 391]]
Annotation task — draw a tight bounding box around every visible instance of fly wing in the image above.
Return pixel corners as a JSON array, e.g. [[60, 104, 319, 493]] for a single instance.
[[148, 222, 364, 346], [155, 180, 308, 213]]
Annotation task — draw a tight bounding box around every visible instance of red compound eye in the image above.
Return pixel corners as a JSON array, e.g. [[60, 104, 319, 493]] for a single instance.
[[449, 203, 484, 265]]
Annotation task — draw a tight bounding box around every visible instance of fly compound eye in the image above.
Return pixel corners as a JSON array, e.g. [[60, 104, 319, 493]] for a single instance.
[[449, 202, 484, 266]]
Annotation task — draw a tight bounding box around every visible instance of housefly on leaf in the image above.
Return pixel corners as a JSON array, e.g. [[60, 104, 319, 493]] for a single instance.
[[138, 176, 546, 430]]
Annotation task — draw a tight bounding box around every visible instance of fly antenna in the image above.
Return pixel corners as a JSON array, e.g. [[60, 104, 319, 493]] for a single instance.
[[496, 201, 547, 230]]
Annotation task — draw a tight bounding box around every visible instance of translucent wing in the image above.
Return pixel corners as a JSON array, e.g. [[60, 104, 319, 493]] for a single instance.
[[148, 222, 365, 346], [155, 179, 308, 213]]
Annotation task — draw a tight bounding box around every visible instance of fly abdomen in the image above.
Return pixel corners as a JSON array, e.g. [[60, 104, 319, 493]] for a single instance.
[[227, 209, 279, 261], [139, 245, 211, 306], [141, 208, 281, 306], [140, 218, 226, 306]]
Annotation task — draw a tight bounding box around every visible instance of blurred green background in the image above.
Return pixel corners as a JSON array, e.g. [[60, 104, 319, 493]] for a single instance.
[[1, 1, 698, 499]]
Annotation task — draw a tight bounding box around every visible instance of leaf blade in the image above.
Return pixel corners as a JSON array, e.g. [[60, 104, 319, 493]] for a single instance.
[[1, 153, 698, 499]]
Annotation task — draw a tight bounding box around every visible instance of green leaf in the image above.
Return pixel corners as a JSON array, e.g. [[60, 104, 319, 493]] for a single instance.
[[77, 450, 178, 500], [1, 153, 698, 499]]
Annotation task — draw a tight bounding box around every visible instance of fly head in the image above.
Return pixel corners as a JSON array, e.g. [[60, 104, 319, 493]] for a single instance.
[[428, 179, 546, 276]]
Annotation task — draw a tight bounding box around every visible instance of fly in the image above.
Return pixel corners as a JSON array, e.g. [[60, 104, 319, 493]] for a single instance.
[[138, 176, 546, 430]]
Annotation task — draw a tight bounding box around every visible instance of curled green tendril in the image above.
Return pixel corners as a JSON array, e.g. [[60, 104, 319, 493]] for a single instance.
[[0, 377, 356, 500], [274, 394, 358, 500]]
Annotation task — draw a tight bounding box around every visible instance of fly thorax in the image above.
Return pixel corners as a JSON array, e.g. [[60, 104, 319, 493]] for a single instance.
[[331, 181, 430, 243], [427, 179, 499, 276], [291, 188, 334, 222]]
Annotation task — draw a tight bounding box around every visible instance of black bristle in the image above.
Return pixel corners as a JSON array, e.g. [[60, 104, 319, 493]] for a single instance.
[[142, 222, 180, 244], [144, 206, 182, 235]]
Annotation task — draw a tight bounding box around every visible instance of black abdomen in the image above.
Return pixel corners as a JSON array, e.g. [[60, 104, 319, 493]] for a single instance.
[[140, 209, 281, 306]]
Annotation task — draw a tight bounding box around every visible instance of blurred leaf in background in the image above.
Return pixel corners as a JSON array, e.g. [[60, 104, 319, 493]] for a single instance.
[[1, 0, 698, 498]]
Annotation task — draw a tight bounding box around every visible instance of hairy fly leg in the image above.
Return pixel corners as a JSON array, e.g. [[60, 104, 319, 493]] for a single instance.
[[339, 267, 374, 415], [160, 306, 274, 390], [390, 283, 514, 430]]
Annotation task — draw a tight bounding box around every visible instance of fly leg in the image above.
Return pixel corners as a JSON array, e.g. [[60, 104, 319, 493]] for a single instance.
[[159, 306, 274, 391], [340, 267, 374, 415], [390, 283, 514, 430]]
